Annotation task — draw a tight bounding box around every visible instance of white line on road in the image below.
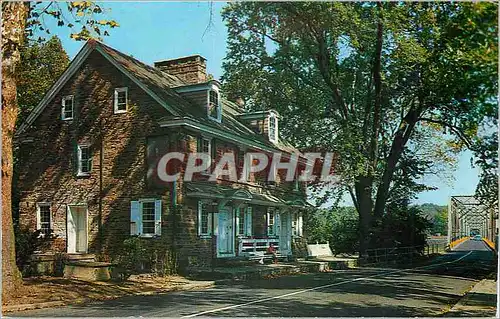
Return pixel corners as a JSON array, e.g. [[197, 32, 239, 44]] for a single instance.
[[182, 251, 473, 318]]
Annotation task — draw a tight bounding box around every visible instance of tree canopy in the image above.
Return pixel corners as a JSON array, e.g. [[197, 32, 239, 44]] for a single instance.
[[17, 36, 70, 125], [221, 2, 497, 251]]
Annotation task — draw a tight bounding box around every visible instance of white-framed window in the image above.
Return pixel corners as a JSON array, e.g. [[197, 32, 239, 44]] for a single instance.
[[292, 212, 303, 237], [236, 206, 252, 237], [197, 200, 213, 237], [114, 87, 128, 113], [197, 137, 212, 174], [267, 209, 276, 236], [130, 199, 162, 237], [36, 203, 52, 237], [61, 95, 74, 120], [268, 113, 278, 142], [77, 144, 92, 176], [207, 89, 221, 122]]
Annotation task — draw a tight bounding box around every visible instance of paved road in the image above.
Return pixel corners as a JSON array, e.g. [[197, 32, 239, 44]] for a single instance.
[[10, 240, 495, 317]]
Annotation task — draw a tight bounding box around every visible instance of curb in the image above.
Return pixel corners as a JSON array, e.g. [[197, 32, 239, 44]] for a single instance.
[[444, 279, 497, 317], [2, 281, 215, 314]]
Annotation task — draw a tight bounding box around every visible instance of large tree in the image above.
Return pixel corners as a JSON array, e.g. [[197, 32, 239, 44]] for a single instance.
[[17, 36, 70, 125], [221, 2, 497, 254], [2, 1, 117, 302]]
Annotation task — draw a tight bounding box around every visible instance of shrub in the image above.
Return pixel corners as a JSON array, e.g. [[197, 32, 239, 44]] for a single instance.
[[14, 224, 54, 276], [113, 237, 148, 280]]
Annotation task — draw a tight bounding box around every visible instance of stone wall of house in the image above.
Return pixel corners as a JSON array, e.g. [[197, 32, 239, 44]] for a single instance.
[[15, 48, 308, 270], [16, 50, 174, 258]]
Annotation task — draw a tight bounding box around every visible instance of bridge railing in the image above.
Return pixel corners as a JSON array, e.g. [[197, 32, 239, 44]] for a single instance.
[[359, 243, 447, 266]]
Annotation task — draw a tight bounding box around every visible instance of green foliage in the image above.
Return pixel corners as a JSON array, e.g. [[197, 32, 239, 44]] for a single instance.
[[17, 36, 69, 125], [474, 132, 498, 206], [26, 1, 119, 42], [112, 237, 177, 280], [430, 207, 448, 236], [14, 224, 53, 276], [306, 207, 359, 254], [370, 205, 432, 249], [113, 237, 148, 280], [221, 2, 497, 251]]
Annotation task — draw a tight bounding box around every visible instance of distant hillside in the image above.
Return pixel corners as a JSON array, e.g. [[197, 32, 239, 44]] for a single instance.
[[413, 203, 448, 235], [416, 203, 447, 220]]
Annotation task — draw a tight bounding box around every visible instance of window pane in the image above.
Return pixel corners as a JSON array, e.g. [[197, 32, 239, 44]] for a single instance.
[[201, 211, 209, 234], [238, 211, 244, 235], [79, 146, 91, 173], [268, 212, 274, 235], [269, 116, 276, 140], [202, 139, 210, 153], [208, 90, 219, 119], [117, 91, 127, 110], [63, 97, 73, 119], [39, 206, 51, 236], [142, 202, 155, 235]]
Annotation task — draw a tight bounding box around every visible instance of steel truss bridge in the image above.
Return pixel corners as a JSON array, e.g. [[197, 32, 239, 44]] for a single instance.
[[448, 195, 498, 248]]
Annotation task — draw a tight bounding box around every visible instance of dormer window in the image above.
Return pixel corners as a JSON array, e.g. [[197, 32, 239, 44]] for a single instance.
[[208, 89, 221, 122], [268, 113, 278, 142]]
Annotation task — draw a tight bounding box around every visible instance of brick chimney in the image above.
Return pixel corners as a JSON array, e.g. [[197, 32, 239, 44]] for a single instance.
[[154, 55, 207, 84]]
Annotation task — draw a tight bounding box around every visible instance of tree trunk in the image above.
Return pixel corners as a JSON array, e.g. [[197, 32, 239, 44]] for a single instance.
[[373, 107, 421, 218], [355, 176, 373, 257], [2, 1, 28, 303]]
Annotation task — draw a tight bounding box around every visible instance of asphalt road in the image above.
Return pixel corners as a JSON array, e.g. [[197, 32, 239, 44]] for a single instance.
[[10, 239, 496, 317]]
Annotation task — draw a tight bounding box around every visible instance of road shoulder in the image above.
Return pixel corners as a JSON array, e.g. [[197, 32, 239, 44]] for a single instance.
[[444, 279, 497, 317]]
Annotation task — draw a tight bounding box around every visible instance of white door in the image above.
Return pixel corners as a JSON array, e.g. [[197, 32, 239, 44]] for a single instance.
[[280, 212, 292, 255], [67, 205, 88, 253], [217, 209, 234, 257]]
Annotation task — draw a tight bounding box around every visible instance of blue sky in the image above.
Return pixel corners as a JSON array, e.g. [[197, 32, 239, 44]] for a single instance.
[[44, 2, 480, 206]]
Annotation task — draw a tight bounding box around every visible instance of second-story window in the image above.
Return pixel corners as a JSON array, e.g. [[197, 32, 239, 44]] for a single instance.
[[197, 137, 211, 174], [114, 87, 128, 113], [61, 95, 74, 120], [77, 144, 91, 176], [208, 89, 221, 122]]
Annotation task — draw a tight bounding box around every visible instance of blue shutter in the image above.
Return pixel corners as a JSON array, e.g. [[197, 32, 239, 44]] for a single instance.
[[130, 201, 141, 235], [154, 200, 162, 236], [245, 207, 252, 236], [275, 212, 281, 236], [197, 200, 202, 236]]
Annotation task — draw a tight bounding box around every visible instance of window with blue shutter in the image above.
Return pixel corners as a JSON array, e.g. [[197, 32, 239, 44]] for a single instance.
[[130, 199, 162, 237]]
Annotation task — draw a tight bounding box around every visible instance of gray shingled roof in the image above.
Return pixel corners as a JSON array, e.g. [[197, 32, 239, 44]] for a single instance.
[[98, 41, 301, 155]]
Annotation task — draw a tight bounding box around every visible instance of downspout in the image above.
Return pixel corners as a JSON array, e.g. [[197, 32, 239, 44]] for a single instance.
[[171, 179, 177, 273], [98, 118, 104, 254]]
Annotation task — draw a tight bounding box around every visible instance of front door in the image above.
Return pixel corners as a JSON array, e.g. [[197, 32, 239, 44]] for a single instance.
[[280, 212, 292, 255], [217, 209, 235, 257], [67, 205, 88, 253]]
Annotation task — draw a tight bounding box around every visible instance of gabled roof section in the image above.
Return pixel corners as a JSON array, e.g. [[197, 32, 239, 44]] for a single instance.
[[16, 39, 196, 135], [16, 39, 302, 157]]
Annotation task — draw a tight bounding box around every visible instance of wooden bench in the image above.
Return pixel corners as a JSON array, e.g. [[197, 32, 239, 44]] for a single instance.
[[239, 238, 289, 263]]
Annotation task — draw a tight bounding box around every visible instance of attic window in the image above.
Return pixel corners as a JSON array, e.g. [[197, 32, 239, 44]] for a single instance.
[[61, 95, 74, 120], [268, 113, 278, 142], [114, 87, 128, 113], [208, 89, 221, 122]]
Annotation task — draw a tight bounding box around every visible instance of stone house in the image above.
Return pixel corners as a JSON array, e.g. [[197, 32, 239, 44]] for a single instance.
[[15, 39, 310, 271]]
